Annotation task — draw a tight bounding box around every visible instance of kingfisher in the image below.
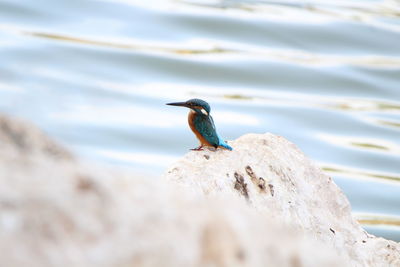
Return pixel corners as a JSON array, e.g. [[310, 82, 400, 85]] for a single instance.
[[167, 99, 233, 151]]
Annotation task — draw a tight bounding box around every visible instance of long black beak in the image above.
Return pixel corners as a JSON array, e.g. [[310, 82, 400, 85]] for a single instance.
[[166, 101, 188, 107]]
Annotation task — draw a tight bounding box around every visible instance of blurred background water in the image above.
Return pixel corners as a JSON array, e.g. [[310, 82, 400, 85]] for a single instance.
[[0, 0, 399, 241]]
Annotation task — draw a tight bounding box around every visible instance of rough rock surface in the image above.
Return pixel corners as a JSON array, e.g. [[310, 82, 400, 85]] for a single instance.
[[165, 133, 400, 266], [0, 114, 347, 266]]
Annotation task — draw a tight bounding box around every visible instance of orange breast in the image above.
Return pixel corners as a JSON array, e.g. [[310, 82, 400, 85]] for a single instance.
[[188, 111, 212, 147]]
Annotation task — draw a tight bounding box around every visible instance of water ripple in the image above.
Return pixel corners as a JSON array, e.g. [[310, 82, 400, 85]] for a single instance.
[[356, 213, 400, 227], [322, 164, 400, 184], [2, 25, 400, 68]]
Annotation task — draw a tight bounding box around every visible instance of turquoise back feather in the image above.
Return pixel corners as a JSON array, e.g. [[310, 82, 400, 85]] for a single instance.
[[193, 112, 232, 150]]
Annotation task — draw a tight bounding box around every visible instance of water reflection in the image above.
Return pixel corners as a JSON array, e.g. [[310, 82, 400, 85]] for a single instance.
[[318, 134, 400, 154], [377, 119, 400, 129], [322, 164, 400, 183], [356, 213, 400, 227], [178, 0, 400, 22]]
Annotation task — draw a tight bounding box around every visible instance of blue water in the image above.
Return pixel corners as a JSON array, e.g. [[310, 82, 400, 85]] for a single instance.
[[0, 0, 399, 241]]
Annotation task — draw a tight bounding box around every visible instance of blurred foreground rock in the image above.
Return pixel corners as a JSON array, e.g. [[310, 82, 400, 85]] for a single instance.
[[165, 133, 400, 266], [0, 114, 397, 267]]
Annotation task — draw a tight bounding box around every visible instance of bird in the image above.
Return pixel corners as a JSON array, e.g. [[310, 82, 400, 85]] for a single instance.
[[166, 98, 233, 151]]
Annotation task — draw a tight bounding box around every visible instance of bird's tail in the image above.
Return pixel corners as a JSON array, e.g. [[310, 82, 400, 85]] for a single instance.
[[219, 139, 233, 151]]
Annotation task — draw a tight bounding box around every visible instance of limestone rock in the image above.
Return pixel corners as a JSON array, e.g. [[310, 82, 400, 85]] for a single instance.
[[164, 133, 400, 266], [0, 114, 346, 266]]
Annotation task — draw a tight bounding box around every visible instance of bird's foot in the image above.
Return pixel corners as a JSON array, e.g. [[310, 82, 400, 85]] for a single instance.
[[190, 146, 204, 151]]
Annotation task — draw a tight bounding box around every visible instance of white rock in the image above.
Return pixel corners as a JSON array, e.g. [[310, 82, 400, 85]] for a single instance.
[[0, 115, 347, 266], [164, 133, 400, 266]]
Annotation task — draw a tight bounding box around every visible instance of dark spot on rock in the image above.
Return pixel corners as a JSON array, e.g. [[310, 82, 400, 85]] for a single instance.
[[288, 201, 291, 204], [262, 140, 268, 146], [236, 249, 245, 261], [269, 165, 282, 176], [258, 177, 266, 192], [0, 200, 16, 209], [387, 244, 391, 249], [290, 254, 302, 267], [234, 172, 249, 200], [268, 184, 274, 196], [76, 176, 95, 192], [330, 228, 335, 234], [75, 176, 107, 203], [168, 167, 179, 174], [203, 154, 210, 160], [43, 144, 73, 160], [246, 166, 266, 193], [1, 120, 28, 150], [245, 166, 257, 181], [362, 240, 366, 243]]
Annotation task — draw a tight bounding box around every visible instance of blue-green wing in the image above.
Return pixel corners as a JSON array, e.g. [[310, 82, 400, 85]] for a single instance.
[[193, 115, 219, 147]]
